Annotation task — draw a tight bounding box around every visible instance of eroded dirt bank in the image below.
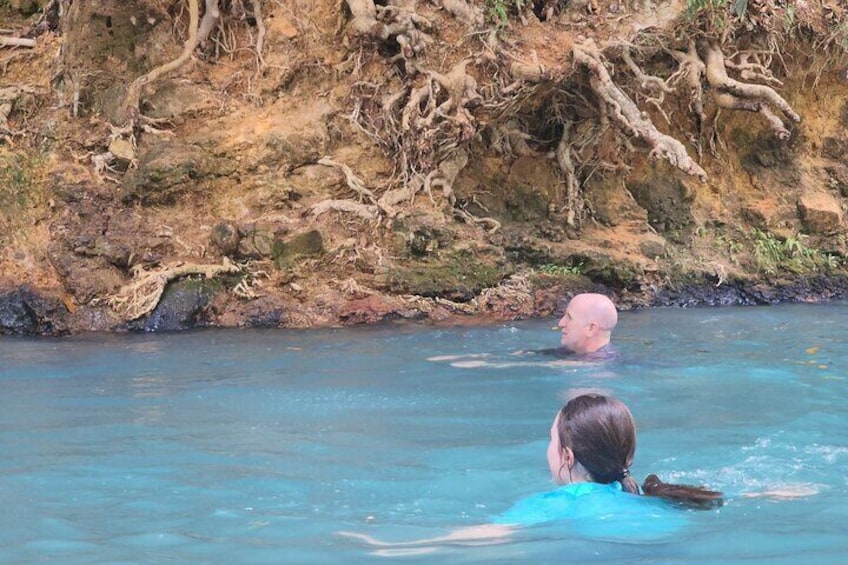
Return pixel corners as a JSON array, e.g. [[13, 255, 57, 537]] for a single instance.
[[2, 0, 848, 335]]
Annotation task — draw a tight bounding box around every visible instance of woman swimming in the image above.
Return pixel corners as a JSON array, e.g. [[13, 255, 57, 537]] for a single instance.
[[339, 393, 722, 552]]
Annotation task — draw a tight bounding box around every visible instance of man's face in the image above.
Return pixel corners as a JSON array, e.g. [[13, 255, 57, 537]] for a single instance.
[[557, 301, 590, 353]]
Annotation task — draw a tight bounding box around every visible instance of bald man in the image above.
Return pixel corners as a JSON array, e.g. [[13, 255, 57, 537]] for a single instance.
[[519, 293, 618, 361], [556, 293, 618, 357]]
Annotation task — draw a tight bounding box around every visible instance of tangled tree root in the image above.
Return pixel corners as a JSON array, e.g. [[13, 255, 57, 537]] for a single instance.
[[345, 0, 433, 60], [573, 40, 707, 181], [120, 0, 200, 124], [701, 40, 800, 140], [108, 258, 240, 321], [476, 272, 533, 318], [0, 86, 36, 141], [310, 199, 380, 221]]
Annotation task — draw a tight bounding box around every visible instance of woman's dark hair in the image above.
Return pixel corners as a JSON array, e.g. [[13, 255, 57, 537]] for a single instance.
[[558, 394, 723, 509]]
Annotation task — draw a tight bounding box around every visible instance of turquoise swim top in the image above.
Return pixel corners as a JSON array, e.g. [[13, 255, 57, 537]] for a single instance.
[[494, 482, 687, 542]]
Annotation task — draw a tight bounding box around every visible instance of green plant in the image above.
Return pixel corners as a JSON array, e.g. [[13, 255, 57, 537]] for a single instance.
[[485, 0, 525, 29], [535, 262, 584, 276], [713, 234, 743, 264], [782, 4, 796, 34], [685, 0, 727, 20], [0, 152, 41, 212], [750, 229, 838, 274]]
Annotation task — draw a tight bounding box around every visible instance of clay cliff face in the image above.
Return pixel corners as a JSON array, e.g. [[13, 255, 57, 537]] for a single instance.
[[2, 0, 848, 335]]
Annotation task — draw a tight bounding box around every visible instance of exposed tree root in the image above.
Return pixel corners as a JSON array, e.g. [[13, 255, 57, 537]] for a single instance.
[[454, 207, 501, 233], [667, 41, 706, 131], [556, 120, 582, 226], [0, 37, 36, 48], [310, 199, 380, 220], [249, 0, 267, 69], [476, 272, 532, 317], [345, 0, 433, 60], [573, 40, 707, 181], [701, 40, 800, 140], [440, 0, 484, 27], [0, 86, 36, 140], [198, 0, 221, 46], [120, 0, 200, 124], [108, 258, 240, 321], [317, 157, 378, 204]]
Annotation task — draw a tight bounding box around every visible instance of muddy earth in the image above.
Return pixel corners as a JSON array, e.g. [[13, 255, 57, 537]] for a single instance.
[[2, 0, 848, 335]]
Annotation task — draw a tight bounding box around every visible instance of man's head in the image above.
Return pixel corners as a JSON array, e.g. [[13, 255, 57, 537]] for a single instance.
[[557, 293, 618, 355]]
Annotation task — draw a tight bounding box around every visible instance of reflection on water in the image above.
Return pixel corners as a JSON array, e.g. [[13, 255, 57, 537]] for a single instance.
[[1, 303, 848, 564]]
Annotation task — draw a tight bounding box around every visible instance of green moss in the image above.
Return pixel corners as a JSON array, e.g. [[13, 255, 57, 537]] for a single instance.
[[0, 151, 41, 208], [273, 230, 324, 269], [386, 252, 510, 301]]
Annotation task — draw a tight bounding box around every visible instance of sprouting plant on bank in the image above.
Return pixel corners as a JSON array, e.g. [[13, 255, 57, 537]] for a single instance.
[[485, 0, 525, 29], [0, 151, 42, 211], [535, 262, 584, 276], [750, 229, 839, 274]]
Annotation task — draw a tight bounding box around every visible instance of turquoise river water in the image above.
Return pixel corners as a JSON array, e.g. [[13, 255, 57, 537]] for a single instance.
[[1, 302, 847, 563]]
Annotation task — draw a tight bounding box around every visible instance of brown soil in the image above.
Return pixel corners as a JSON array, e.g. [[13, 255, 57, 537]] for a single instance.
[[2, 0, 848, 334]]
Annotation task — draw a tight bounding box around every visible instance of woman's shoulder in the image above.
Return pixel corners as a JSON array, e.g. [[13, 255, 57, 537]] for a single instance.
[[495, 481, 688, 541]]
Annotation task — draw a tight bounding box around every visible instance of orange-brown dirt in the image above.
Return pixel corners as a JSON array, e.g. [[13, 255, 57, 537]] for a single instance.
[[2, 0, 848, 334]]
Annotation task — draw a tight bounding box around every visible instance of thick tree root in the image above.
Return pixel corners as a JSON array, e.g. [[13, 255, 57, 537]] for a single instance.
[[573, 40, 707, 181], [198, 0, 221, 45], [701, 41, 800, 140], [120, 0, 200, 124], [317, 157, 378, 204], [345, 0, 433, 59], [556, 121, 582, 226], [1, 86, 36, 140], [0, 37, 36, 48], [108, 258, 240, 321], [310, 199, 380, 220], [667, 41, 706, 130]]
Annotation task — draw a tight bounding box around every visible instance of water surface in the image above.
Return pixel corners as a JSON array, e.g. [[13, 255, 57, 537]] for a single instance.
[[1, 303, 846, 563]]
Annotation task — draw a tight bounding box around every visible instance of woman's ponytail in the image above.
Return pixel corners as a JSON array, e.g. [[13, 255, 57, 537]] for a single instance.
[[641, 473, 723, 509], [618, 467, 640, 495]]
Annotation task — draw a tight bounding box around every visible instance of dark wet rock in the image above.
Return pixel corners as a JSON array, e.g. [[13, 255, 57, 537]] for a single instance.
[[211, 221, 241, 256], [47, 242, 124, 304], [0, 286, 68, 336], [639, 240, 666, 260], [797, 192, 844, 235], [123, 140, 235, 205], [143, 80, 216, 121], [652, 274, 848, 307], [497, 228, 558, 264], [504, 155, 559, 221], [74, 236, 134, 268], [391, 211, 454, 257], [241, 306, 287, 328], [273, 229, 323, 269], [205, 293, 289, 328], [626, 166, 695, 238], [130, 277, 222, 332], [237, 222, 287, 259]]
